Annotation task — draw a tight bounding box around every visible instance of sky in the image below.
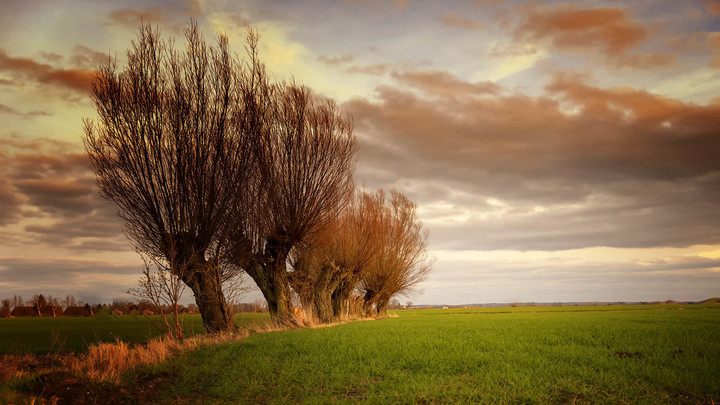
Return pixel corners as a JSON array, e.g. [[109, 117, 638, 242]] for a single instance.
[[1, 0, 719, 305]]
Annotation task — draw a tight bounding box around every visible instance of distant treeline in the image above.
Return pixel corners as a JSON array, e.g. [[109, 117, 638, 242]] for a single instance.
[[0, 294, 269, 318]]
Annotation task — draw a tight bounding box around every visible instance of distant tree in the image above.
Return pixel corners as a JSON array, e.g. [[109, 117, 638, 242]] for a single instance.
[[84, 22, 267, 333], [61, 294, 77, 309], [388, 299, 401, 310], [47, 296, 60, 307], [29, 294, 47, 316], [1, 299, 10, 317]]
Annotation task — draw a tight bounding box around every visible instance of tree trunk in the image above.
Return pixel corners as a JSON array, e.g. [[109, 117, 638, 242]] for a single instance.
[[332, 273, 361, 319], [313, 288, 334, 323], [183, 265, 233, 334], [375, 296, 390, 318], [362, 290, 378, 317], [246, 258, 298, 328]]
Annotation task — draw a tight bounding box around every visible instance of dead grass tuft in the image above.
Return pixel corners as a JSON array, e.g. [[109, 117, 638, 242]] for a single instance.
[[1, 330, 250, 385], [75, 331, 249, 382]]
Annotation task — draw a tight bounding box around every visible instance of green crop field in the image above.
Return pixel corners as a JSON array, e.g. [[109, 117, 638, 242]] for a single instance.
[[2, 303, 719, 404], [0, 312, 270, 354], [149, 303, 720, 404]]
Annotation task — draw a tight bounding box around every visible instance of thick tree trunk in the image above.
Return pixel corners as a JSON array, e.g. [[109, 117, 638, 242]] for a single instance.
[[245, 257, 298, 328], [375, 296, 390, 318], [183, 266, 233, 334], [331, 273, 361, 319], [362, 290, 377, 317], [313, 288, 334, 323]]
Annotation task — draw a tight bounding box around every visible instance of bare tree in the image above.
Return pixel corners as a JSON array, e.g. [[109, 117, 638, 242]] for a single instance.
[[29, 294, 47, 316], [289, 190, 383, 323], [359, 190, 434, 317], [231, 84, 357, 327], [61, 294, 77, 310], [84, 22, 262, 333], [130, 254, 187, 340], [11, 295, 23, 309]]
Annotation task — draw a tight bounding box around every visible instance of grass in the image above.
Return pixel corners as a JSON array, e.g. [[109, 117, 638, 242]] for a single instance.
[[0, 312, 270, 354], [2, 303, 718, 404], [149, 303, 719, 404]]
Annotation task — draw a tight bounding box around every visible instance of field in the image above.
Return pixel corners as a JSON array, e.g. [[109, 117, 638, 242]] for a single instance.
[[0, 312, 270, 354], [2, 303, 719, 404]]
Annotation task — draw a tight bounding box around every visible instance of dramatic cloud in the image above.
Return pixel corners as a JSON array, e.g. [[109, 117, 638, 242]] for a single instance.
[[1, 0, 719, 304], [345, 71, 720, 250], [509, 5, 676, 69], [0, 137, 128, 252], [0, 256, 138, 302], [0, 49, 95, 93]]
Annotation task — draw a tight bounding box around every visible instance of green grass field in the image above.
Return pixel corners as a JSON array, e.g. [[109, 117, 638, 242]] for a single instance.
[[144, 303, 719, 404], [0, 312, 270, 354], [3, 303, 719, 404]]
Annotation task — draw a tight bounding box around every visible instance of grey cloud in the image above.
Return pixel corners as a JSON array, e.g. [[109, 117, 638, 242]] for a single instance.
[[0, 136, 127, 252], [0, 256, 139, 303], [344, 71, 720, 251], [418, 255, 720, 304]]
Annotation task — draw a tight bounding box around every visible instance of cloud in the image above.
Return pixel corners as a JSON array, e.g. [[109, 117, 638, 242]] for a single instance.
[[107, 1, 202, 30], [0, 256, 139, 302], [666, 31, 720, 69], [706, 0, 720, 16], [0, 103, 50, 118], [0, 49, 95, 93], [109, 8, 167, 26], [441, 12, 485, 30], [422, 251, 720, 303], [391, 70, 500, 98], [509, 5, 676, 70], [317, 54, 355, 65], [345, 63, 396, 75], [69, 45, 108, 69], [0, 136, 128, 252], [344, 71, 720, 251], [343, 0, 409, 11]]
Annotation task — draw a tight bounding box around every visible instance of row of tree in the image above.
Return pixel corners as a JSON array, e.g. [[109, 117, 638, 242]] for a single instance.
[[83, 22, 432, 334]]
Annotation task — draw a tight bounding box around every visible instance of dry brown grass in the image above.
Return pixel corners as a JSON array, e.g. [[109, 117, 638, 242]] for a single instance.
[[1, 330, 249, 385], [74, 331, 249, 382]]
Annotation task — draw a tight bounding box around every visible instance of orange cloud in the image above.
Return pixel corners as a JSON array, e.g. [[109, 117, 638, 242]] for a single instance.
[[343, 72, 720, 250], [512, 6, 676, 69], [391, 70, 500, 98], [0, 49, 95, 93], [441, 12, 485, 30], [705, 0, 720, 16], [667, 32, 720, 69], [108, 8, 167, 26]]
